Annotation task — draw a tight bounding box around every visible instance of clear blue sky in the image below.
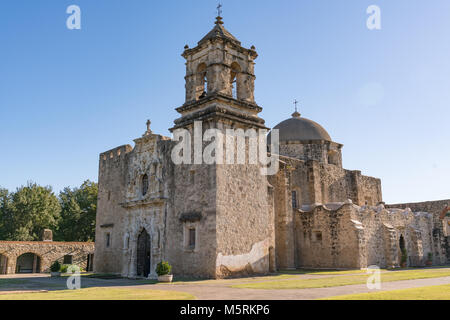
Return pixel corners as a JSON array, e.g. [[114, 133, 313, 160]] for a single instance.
[[0, 0, 449, 204]]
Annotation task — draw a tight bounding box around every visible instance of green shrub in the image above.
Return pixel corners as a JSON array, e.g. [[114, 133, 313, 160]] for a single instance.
[[50, 261, 61, 272], [156, 261, 172, 276], [427, 252, 433, 262], [61, 264, 84, 273]]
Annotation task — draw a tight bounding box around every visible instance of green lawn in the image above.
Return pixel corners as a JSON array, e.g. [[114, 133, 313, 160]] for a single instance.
[[323, 284, 450, 300], [232, 268, 450, 290], [279, 269, 375, 276], [0, 287, 196, 300]]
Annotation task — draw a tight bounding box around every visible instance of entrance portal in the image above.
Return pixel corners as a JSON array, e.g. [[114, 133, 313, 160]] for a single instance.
[[16, 253, 41, 273], [137, 229, 151, 278]]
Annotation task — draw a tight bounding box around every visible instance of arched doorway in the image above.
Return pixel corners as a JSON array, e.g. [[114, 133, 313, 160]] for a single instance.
[[16, 253, 41, 274], [399, 235, 407, 267], [0, 254, 8, 274], [137, 229, 151, 278]]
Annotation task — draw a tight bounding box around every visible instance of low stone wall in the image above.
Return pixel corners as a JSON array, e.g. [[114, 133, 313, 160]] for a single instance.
[[0, 241, 95, 274]]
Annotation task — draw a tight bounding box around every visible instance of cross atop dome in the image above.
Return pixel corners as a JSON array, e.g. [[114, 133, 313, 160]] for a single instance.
[[292, 99, 301, 118]]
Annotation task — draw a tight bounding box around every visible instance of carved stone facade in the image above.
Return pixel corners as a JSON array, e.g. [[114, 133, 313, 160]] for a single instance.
[[94, 17, 449, 279]]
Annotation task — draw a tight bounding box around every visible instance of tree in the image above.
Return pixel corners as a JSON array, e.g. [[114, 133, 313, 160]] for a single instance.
[[8, 182, 61, 241], [0, 188, 12, 239], [56, 180, 97, 242]]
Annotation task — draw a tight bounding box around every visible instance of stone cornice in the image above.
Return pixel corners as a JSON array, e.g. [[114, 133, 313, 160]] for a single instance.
[[177, 92, 261, 114], [121, 197, 167, 209], [170, 105, 268, 132]]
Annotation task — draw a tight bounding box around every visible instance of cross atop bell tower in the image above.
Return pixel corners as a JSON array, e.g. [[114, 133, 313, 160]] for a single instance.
[[172, 14, 265, 131]]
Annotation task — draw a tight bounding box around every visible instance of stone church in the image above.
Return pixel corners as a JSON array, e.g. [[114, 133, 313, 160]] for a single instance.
[[94, 16, 450, 279]]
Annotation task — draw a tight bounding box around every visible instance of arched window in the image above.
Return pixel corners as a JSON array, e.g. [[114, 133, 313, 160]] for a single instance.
[[196, 63, 207, 100], [142, 174, 149, 196], [230, 62, 241, 99]]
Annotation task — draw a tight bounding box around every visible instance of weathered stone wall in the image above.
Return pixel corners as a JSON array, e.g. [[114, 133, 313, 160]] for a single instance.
[[279, 141, 342, 166], [0, 241, 94, 274], [167, 160, 218, 279], [354, 206, 434, 268], [94, 145, 132, 274], [294, 202, 361, 268], [387, 200, 450, 265], [294, 203, 436, 269], [267, 162, 296, 270], [215, 162, 273, 277], [275, 154, 382, 208]]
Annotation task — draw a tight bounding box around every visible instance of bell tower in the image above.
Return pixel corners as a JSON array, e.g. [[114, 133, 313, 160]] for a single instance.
[[171, 16, 266, 132], [167, 15, 275, 278]]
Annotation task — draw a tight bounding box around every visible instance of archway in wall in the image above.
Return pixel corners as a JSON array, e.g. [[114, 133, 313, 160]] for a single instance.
[[137, 229, 151, 278], [230, 62, 241, 99], [16, 253, 41, 274], [0, 254, 8, 274], [399, 235, 407, 266]]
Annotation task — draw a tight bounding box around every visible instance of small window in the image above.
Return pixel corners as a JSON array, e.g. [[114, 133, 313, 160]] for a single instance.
[[188, 228, 196, 249], [292, 191, 298, 209], [314, 231, 322, 242], [190, 170, 195, 184], [106, 233, 111, 248], [63, 255, 73, 264], [142, 174, 149, 196]]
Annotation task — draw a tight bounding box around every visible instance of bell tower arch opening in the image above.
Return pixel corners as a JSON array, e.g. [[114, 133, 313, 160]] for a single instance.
[[196, 63, 208, 100], [230, 62, 242, 99]]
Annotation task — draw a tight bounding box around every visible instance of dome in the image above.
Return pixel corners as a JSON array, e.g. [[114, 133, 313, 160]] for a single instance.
[[269, 112, 332, 143]]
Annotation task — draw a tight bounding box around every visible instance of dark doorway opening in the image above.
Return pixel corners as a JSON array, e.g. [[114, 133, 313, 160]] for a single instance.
[[399, 234, 407, 267], [0, 254, 8, 274], [86, 253, 94, 272], [137, 229, 151, 278], [16, 253, 41, 273]]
